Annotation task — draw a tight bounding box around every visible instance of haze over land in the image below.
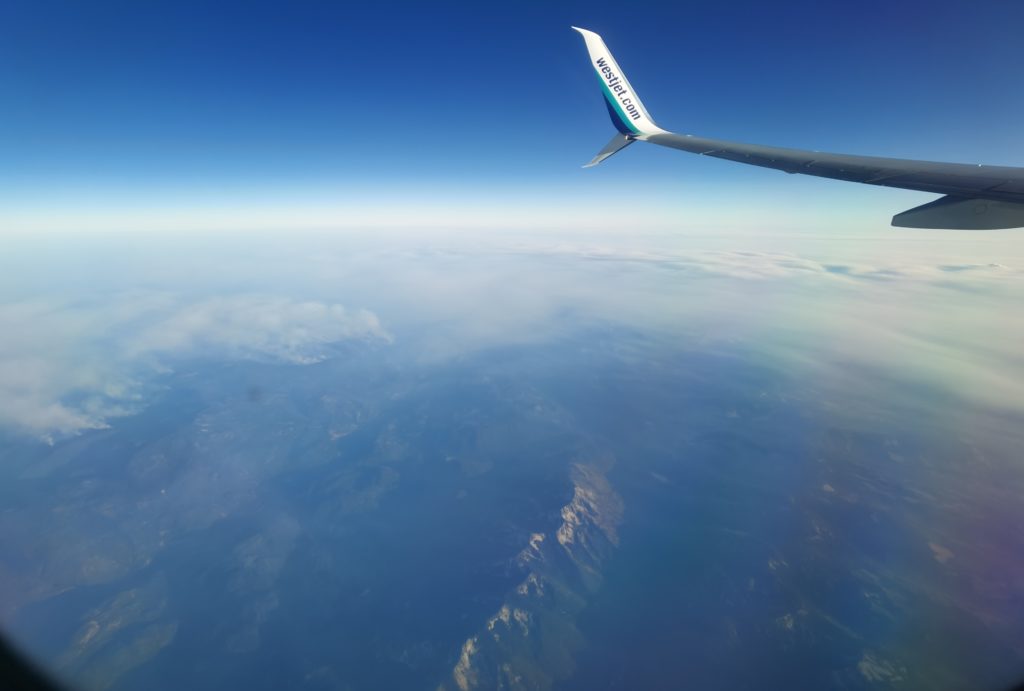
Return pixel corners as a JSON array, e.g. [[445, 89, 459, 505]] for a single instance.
[[1, 229, 1023, 689]]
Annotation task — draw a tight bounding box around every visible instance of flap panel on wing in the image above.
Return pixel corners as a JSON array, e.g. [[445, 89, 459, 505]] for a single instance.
[[892, 195, 1024, 229]]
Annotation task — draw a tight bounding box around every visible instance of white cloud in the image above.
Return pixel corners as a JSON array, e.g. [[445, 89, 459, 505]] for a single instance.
[[126, 296, 389, 364], [0, 294, 390, 440]]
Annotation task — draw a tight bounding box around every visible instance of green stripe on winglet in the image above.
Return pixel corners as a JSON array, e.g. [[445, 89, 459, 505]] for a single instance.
[[595, 69, 640, 134]]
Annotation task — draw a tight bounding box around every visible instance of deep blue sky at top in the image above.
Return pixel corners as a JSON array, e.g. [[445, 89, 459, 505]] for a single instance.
[[2, 0, 1024, 231]]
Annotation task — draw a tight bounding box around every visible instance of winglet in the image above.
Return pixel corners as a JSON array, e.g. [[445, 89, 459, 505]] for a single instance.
[[572, 26, 661, 139]]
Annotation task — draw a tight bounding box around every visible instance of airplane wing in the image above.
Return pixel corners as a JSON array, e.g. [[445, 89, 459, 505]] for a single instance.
[[572, 26, 1024, 229]]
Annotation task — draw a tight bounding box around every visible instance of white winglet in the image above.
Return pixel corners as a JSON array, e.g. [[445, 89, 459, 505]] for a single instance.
[[572, 26, 661, 139]]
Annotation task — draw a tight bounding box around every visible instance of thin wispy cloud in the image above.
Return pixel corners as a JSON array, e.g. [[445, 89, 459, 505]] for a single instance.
[[0, 295, 389, 440]]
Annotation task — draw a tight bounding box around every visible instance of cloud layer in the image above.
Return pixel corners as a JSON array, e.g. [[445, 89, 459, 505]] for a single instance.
[[1, 229, 1021, 439], [0, 294, 389, 439]]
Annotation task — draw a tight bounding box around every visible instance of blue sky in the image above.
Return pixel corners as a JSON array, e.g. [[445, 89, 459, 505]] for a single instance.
[[3, 0, 1024, 232]]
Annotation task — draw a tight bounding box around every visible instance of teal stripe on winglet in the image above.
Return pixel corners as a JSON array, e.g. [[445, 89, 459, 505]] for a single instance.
[[594, 69, 639, 135]]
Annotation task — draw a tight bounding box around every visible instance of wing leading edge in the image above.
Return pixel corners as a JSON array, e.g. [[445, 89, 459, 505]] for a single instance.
[[572, 26, 1024, 229]]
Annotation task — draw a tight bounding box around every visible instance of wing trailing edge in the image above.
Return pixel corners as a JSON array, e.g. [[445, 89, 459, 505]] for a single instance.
[[892, 196, 1024, 230]]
